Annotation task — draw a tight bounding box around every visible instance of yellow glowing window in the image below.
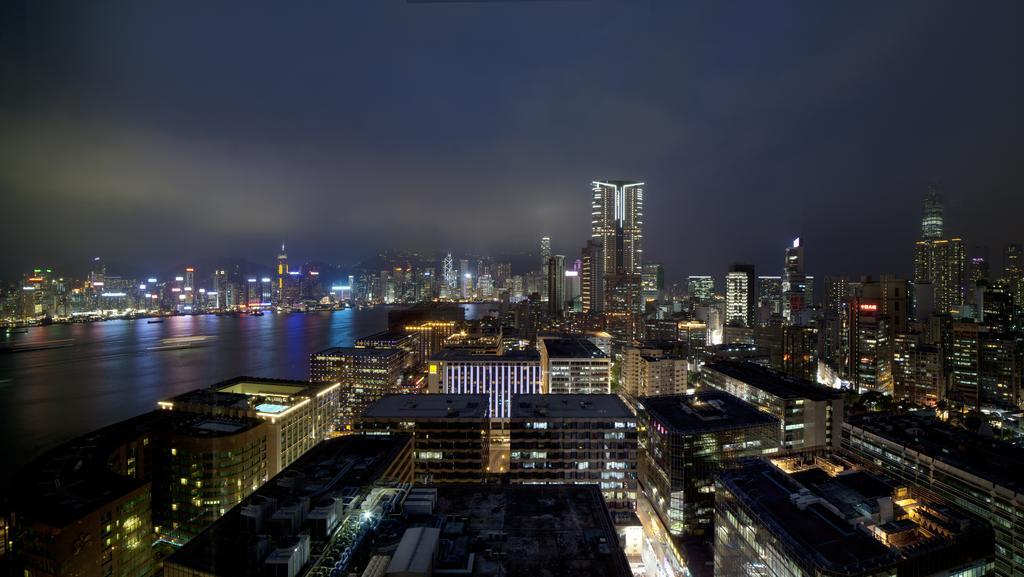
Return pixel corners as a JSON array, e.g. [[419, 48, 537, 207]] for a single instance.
[[429, 364, 437, 374]]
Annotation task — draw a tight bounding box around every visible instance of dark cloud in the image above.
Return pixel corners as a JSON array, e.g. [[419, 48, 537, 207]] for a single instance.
[[1, 1, 1023, 282]]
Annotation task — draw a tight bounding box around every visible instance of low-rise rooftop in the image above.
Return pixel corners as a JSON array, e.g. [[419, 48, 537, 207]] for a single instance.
[[639, 391, 777, 434], [847, 411, 1024, 495], [430, 349, 540, 362], [540, 336, 608, 359], [704, 360, 843, 401], [165, 434, 411, 577], [719, 457, 992, 575], [511, 394, 633, 419], [362, 394, 489, 419]]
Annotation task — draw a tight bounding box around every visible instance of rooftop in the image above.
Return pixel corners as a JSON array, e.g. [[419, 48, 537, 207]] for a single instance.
[[165, 435, 411, 577], [511, 394, 633, 419], [362, 394, 489, 419], [311, 346, 405, 358], [539, 336, 608, 359], [719, 458, 992, 574], [361, 484, 632, 577], [847, 411, 1024, 495], [163, 375, 336, 411], [355, 330, 415, 344], [11, 410, 264, 528], [704, 360, 843, 401], [638, 391, 777, 434], [430, 349, 540, 363]]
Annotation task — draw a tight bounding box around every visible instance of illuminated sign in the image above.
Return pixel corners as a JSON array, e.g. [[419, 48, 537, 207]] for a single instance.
[[859, 303, 878, 312], [429, 364, 438, 374]]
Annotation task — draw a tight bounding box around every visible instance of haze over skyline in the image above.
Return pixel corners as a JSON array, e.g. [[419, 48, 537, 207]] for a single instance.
[[2, 1, 1023, 281]]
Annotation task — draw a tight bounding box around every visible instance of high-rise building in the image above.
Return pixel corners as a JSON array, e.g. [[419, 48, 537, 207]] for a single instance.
[[642, 262, 664, 303], [725, 264, 755, 328], [757, 275, 783, 318], [441, 252, 456, 299], [921, 181, 945, 239], [782, 238, 808, 323], [847, 281, 893, 393], [275, 243, 288, 305], [914, 189, 966, 315], [1004, 243, 1024, 313], [637, 392, 779, 537], [687, 275, 715, 301], [581, 240, 605, 313], [538, 335, 611, 394], [592, 180, 644, 344], [546, 254, 566, 316], [310, 347, 406, 431], [892, 332, 943, 406]]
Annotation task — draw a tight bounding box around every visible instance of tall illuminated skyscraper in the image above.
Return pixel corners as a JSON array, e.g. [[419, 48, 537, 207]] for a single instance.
[[726, 264, 755, 328], [275, 243, 289, 305], [547, 255, 566, 316], [921, 182, 944, 240], [913, 189, 965, 315], [782, 238, 807, 323], [580, 240, 604, 314], [592, 180, 644, 343], [540, 236, 551, 301]]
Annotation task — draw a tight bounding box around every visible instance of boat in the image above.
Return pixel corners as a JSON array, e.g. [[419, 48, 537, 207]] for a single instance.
[[0, 339, 73, 353], [4, 328, 28, 335], [146, 336, 213, 351], [147, 319, 165, 324], [249, 311, 265, 317]]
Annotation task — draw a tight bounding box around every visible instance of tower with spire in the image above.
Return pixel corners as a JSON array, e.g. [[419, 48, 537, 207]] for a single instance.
[[276, 243, 289, 306]]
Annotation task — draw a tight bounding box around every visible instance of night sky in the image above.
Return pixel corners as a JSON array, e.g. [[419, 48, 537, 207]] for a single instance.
[[2, 1, 1023, 283]]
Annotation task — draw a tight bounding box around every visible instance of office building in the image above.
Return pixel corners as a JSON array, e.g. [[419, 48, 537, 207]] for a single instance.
[[637, 392, 779, 537], [782, 238, 808, 323], [359, 394, 489, 483], [715, 457, 994, 577], [538, 335, 611, 394], [725, 264, 755, 328], [160, 376, 340, 477], [509, 394, 637, 523], [427, 349, 541, 418], [687, 275, 714, 302], [844, 412, 1024, 577], [847, 280, 894, 393], [892, 332, 943, 406], [914, 189, 966, 315], [581, 239, 605, 313], [758, 275, 783, 318], [310, 347, 405, 431], [355, 329, 421, 369], [546, 254, 566, 316], [642, 262, 664, 303], [10, 415, 159, 577], [700, 361, 844, 452], [163, 435, 412, 577], [592, 180, 645, 344]]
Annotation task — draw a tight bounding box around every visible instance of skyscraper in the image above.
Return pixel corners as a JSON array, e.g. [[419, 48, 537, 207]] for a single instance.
[[782, 238, 807, 323], [642, 262, 664, 303], [921, 182, 944, 239], [580, 240, 604, 314], [725, 264, 755, 328], [546, 254, 566, 316], [540, 236, 551, 301], [275, 243, 288, 305], [442, 252, 456, 299], [592, 180, 644, 343], [687, 275, 714, 301], [913, 187, 966, 315]]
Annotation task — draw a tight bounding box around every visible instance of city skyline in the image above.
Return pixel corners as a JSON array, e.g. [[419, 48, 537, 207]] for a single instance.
[[3, 2, 1024, 278]]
